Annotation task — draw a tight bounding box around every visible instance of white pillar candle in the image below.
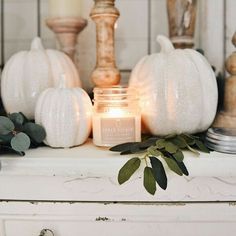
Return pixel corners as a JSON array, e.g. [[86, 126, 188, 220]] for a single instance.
[[49, 0, 82, 18]]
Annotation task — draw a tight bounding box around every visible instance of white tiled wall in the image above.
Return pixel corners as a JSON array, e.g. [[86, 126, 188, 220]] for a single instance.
[[1, 0, 236, 92]]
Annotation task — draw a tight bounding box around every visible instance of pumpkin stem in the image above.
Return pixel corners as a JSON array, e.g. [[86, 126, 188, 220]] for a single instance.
[[31, 37, 45, 51], [58, 74, 67, 89], [156, 35, 175, 53]]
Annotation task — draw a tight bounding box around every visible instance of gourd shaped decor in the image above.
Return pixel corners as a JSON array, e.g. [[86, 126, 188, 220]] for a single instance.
[[129, 35, 218, 136], [1, 37, 81, 119], [35, 76, 92, 148]]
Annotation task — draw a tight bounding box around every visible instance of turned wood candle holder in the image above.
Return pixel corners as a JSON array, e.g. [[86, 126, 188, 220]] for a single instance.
[[167, 0, 197, 49], [90, 0, 121, 87], [214, 32, 236, 128], [46, 17, 87, 63]]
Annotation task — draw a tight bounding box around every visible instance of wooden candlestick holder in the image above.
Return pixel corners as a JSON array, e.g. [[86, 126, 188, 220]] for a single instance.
[[167, 0, 197, 49], [90, 0, 121, 87], [214, 32, 236, 128], [46, 17, 87, 63]]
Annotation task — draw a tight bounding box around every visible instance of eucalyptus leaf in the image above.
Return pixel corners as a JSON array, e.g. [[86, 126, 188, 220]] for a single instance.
[[143, 167, 156, 195], [150, 157, 167, 190], [0, 116, 15, 135], [175, 161, 189, 176], [185, 133, 200, 140], [165, 134, 177, 139], [112, 133, 210, 195], [173, 150, 184, 162], [163, 157, 183, 176], [110, 142, 139, 152], [11, 132, 31, 152], [23, 122, 46, 143], [0, 133, 14, 143], [19, 112, 29, 123], [187, 145, 200, 155], [130, 144, 143, 154], [147, 146, 161, 157], [171, 136, 187, 149], [0, 145, 25, 156], [180, 134, 195, 145], [165, 142, 178, 154], [9, 113, 24, 125], [195, 140, 210, 153], [139, 138, 158, 148], [120, 144, 145, 155], [120, 148, 146, 155], [156, 139, 166, 149], [118, 157, 141, 184], [120, 150, 133, 155]]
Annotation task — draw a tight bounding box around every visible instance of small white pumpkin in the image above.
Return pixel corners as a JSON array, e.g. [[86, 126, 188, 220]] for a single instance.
[[129, 35, 218, 136], [1, 37, 81, 119], [35, 77, 92, 148]]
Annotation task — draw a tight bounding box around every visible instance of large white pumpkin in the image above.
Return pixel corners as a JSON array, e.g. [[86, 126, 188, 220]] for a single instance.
[[129, 35, 218, 136], [1, 37, 81, 119], [35, 78, 92, 148]]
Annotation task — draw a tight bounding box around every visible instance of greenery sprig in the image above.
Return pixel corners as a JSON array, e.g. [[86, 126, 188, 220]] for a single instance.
[[110, 133, 210, 195], [0, 112, 46, 158]]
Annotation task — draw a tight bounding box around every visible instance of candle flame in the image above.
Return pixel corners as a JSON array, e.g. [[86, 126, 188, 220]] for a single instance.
[[107, 108, 126, 117]]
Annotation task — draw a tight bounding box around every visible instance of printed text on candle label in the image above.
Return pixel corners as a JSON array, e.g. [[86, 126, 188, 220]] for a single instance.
[[101, 117, 135, 144]]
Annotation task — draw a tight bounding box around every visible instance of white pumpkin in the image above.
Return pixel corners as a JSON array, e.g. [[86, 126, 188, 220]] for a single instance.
[[1, 37, 81, 119], [35, 77, 92, 148], [129, 35, 218, 136]]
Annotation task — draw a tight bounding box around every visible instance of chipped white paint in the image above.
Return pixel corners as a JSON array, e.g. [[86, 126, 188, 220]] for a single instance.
[[1, 139, 236, 202], [1, 140, 236, 235], [1, 202, 236, 235]]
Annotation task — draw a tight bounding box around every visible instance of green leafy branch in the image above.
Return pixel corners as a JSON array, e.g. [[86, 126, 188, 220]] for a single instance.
[[0, 112, 46, 157], [110, 134, 210, 195]]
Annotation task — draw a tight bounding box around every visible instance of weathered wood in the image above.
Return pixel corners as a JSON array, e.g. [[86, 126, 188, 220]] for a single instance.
[[46, 17, 87, 63], [225, 0, 236, 59], [90, 0, 121, 87], [1, 140, 236, 202], [1, 202, 236, 236], [214, 32, 236, 128], [167, 0, 197, 48]]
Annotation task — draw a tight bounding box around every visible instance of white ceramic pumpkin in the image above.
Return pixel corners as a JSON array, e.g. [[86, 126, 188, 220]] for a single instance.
[[129, 35, 218, 136], [1, 37, 81, 119], [35, 77, 92, 148]]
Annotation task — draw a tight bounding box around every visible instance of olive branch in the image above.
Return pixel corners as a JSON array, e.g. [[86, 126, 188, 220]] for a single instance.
[[110, 133, 210, 195]]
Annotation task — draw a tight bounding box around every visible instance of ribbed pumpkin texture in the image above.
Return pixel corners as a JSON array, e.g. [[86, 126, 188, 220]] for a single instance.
[[129, 35, 218, 136], [1, 37, 81, 119], [35, 78, 92, 148]]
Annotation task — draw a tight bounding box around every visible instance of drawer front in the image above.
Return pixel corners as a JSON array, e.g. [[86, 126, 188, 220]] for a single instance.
[[4, 219, 236, 236], [3, 219, 236, 236], [1, 202, 236, 236]]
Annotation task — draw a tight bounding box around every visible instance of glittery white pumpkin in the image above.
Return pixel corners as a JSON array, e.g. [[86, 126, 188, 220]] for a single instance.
[[1, 37, 81, 119], [35, 78, 92, 148], [129, 35, 218, 136]]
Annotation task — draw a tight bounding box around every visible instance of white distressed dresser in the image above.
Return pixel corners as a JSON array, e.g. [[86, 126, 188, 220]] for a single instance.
[[0, 139, 236, 236]]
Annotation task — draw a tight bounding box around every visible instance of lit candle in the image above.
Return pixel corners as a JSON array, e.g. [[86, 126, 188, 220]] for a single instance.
[[49, 0, 82, 18], [93, 86, 141, 147]]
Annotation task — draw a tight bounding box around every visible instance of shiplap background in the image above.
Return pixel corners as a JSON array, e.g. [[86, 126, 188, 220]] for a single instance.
[[0, 0, 235, 92]]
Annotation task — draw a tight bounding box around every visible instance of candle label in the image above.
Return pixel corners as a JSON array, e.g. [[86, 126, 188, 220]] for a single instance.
[[101, 117, 136, 144]]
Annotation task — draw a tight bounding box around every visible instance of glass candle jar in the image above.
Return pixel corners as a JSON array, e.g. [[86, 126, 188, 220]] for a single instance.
[[93, 86, 141, 147]]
